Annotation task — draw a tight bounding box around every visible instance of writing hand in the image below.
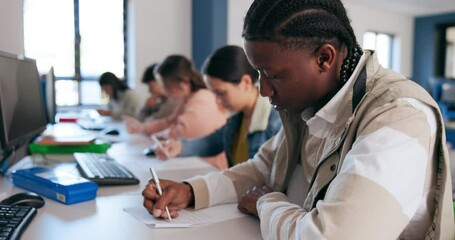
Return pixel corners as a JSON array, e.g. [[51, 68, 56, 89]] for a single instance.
[[155, 139, 182, 160], [238, 185, 272, 217], [142, 179, 194, 219], [123, 115, 145, 134]]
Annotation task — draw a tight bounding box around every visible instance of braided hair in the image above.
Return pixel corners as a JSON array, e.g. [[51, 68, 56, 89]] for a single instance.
[[242, 0, 363, 83]]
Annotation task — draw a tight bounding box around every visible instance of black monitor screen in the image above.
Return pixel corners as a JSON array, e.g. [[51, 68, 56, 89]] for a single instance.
[[0, 52, 48, 148], [45, 67, 56, 124]]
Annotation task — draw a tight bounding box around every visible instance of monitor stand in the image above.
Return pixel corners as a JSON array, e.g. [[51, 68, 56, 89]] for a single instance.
[[0, 143, 29, 175]]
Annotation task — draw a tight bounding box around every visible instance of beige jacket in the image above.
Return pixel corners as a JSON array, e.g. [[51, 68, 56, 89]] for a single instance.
[[187, 51, 454, 239]]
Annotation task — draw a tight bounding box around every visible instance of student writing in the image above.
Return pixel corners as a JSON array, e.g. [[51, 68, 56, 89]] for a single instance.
[[143, 1, 454, 239]]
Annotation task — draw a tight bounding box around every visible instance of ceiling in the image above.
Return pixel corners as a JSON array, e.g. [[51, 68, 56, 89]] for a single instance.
[[344, 0, 455, 16]]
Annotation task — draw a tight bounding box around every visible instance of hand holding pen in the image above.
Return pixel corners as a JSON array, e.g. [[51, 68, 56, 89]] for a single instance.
[[149, 168, 172, 222], [142, 177, 196, 220], [153, 139, 183, 160], [150, 135, 171, 159]]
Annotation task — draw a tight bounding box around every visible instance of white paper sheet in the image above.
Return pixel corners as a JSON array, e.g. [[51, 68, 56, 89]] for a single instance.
[[124, 203, 246, 228]]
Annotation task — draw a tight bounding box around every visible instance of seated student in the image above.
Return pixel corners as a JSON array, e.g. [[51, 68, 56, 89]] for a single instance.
[[124, 55, 228, 139], [137, 63, 178, 122], [155, 45, 282, 168], [142, 0, 454, 239], [98, 71, 143, 120]]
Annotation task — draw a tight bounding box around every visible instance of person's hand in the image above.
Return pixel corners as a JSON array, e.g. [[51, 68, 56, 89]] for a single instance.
[[123, 115, 145, 134], [238, 185, 272, 217], [155, 139, 183, 160], [145, 96, 162, 109], [97, 109, 111, 116], [142, 179, 194, 219]]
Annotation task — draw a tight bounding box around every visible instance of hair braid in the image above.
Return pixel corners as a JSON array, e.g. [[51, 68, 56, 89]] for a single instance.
[[243, 0, 363, 83]]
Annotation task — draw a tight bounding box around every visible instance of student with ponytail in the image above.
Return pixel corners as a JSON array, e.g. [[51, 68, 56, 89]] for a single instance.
[[142, 1, 454, 239], [124, 55, 228, 139]]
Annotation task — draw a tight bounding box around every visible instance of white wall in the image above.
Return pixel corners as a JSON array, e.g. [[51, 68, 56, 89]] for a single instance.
[[227, 0, 254, 47], [0, 0, 24, 55], [129, 0, 192, 98]]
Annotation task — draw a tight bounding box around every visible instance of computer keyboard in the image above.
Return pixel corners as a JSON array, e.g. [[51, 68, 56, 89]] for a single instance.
[[74, 153, 140, 185], [0, 205, 36, 240]]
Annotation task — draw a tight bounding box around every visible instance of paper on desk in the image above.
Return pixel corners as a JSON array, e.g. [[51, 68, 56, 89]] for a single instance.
[[124, 203, 245, 228], [132, 157, 215, 171]]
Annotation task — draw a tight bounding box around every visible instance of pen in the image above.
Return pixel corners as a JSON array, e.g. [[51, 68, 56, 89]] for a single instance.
[[149, 167, 172, 222], [151, 135, 171, 159]]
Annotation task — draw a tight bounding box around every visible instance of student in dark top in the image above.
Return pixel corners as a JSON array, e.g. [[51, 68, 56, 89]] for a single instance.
[[137, 63, 178, 121]]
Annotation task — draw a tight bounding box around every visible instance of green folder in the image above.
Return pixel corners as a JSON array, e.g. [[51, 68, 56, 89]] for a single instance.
[[29, 141, 111, 154]]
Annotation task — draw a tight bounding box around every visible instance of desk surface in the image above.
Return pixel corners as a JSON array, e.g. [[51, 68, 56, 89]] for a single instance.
[[1, 123, 261, 240]]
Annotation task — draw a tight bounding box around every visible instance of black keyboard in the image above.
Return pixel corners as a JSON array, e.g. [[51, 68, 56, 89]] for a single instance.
[[0, 205, 36, 240], [74, 153, 140, 185]]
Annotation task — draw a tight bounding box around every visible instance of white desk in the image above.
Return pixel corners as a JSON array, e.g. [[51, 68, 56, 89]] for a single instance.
[[1, 127, 261, 240]]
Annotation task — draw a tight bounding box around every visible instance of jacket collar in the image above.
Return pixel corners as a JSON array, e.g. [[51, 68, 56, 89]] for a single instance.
[[303, 52, 369, 138]]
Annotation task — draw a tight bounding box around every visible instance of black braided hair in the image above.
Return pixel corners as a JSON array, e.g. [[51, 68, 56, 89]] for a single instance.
[[242, 0, 363, 83]]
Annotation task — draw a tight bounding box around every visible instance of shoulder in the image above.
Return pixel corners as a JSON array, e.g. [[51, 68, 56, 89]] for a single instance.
[[188, 89, 217, 104], [191, 89, 215, 99], [122, 89, 139, 99]]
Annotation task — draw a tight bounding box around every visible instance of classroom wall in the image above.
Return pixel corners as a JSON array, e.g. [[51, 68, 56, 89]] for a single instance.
[[0, 0, 24, 56], [227, 0, 254, 46], [129, 0, 192, 97], [192, 0, 227, 69]]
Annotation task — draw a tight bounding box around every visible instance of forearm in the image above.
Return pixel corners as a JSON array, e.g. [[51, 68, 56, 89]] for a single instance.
[[179, 129, 225, 157], [257, 173, 412, 239], [144, 117, 172, 135], [185, 172, 238, 210]]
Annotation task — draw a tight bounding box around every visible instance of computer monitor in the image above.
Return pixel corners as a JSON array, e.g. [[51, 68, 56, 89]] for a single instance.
[[44, 67, 57, 124], [0, 51, 48, 174]]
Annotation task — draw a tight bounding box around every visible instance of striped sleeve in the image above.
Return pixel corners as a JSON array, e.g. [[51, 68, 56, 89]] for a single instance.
[[257, 99, 437, 239]]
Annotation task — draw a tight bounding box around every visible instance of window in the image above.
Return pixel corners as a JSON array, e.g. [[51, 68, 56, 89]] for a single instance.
[[23, 0, 126, 106], [363, 31, 394, 69]]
